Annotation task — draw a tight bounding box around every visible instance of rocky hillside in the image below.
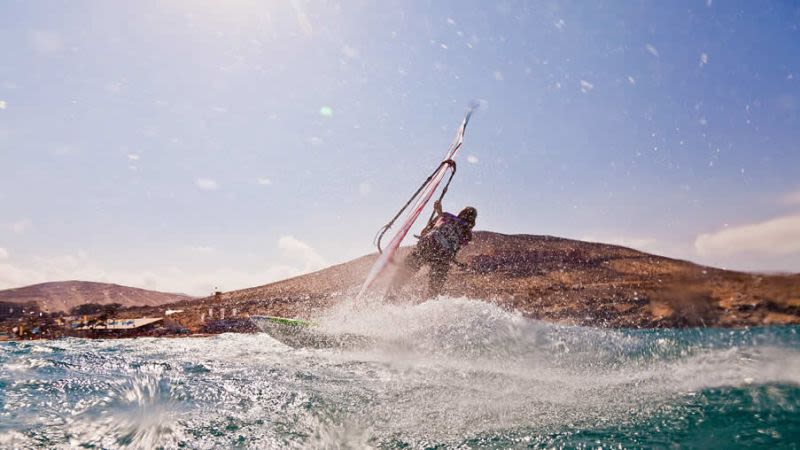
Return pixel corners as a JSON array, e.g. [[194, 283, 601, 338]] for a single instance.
[[0, 281, 194, 313], [138, 231, 800, 329]]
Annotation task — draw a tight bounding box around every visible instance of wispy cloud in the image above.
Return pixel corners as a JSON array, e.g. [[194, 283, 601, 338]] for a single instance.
[[257, 177, 272, 186], [695, 214, 800, 257], [645, 43, 660, 58], [195, 178, 219, 191], [467, 155, 479, 164], [9, 219, 32, 234], [127, 153, 140, 161], [780, 190, 800, 206], [278, 235, 327, 272], [0, 247, 8, 259]]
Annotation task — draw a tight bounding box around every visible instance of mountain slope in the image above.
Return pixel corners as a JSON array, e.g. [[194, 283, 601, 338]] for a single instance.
[[0, 281, 194, 313], [164, 231, 800, 329]]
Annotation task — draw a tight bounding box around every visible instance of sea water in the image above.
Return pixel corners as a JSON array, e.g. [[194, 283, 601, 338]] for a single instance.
[[1, 298, 798, 449]]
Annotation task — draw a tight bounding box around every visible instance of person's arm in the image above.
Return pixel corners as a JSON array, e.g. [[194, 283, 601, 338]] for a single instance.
[[462, 229, 473, 245], [433, 200, 443, 216], [418, 201, 444, 238]]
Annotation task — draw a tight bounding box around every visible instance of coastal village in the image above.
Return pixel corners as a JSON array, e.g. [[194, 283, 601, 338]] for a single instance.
[[0, 291, 256, 340], [3, 232, 800, 341]]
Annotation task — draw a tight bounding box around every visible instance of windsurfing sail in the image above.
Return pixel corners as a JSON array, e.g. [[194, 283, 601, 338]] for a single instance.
[[356, 105, 476, 299]]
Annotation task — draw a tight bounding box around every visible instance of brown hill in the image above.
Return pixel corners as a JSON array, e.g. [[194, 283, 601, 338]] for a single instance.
[[0, 281, 194, 314], [149, 231, 800, 330]]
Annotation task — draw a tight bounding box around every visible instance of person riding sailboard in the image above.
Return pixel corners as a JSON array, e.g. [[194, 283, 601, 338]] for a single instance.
[[356, 103, 478, 300], [387, 200, 477, 299]]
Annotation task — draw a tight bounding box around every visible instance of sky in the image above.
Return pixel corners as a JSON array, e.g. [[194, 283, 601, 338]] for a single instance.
[[1, 0, 799, 296]]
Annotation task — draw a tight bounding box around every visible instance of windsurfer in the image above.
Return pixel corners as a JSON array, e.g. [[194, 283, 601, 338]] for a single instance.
[[387, 200, 477, 299]]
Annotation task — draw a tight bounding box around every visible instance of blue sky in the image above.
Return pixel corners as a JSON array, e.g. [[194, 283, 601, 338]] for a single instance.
[[1, 0, 798, 295]]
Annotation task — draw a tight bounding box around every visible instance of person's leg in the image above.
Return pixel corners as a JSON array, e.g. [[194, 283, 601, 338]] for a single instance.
[[427, 258, 452, 299], [386, 249, 424, 300]]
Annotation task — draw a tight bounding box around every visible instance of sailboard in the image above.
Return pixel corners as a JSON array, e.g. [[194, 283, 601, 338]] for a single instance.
[[356, 104, 477, 299], [250, 315, 374, 349]]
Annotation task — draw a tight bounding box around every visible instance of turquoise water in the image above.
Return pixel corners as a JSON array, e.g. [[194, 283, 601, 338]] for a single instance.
[[1, 298, 799, 449]]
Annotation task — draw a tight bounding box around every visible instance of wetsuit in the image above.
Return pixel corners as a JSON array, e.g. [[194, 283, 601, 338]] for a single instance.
[[392, 212, 473, 298]]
